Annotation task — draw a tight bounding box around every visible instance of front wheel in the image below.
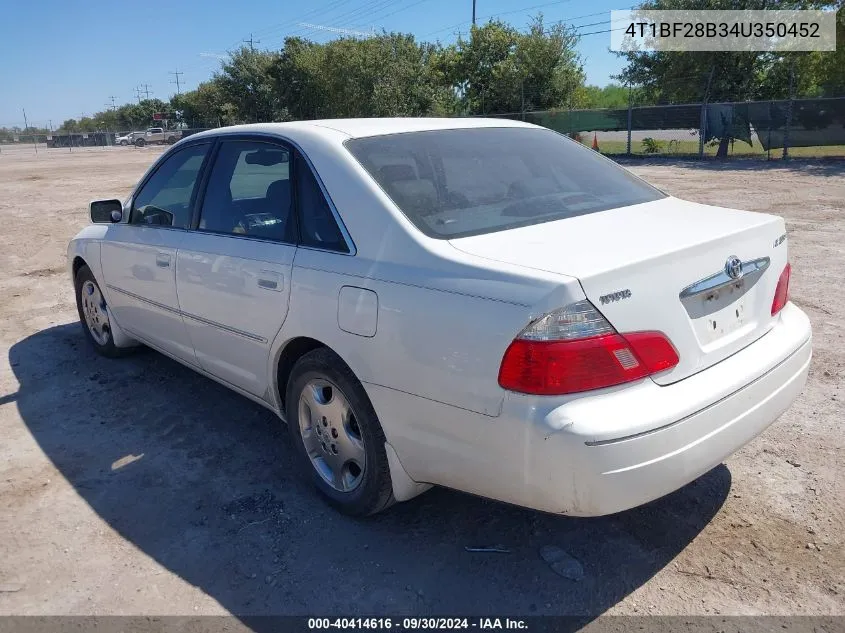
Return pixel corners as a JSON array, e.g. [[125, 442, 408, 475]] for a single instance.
[[119, 140, 128, 146], [74, 265, 131, 358], [286, 348, 395, 516]]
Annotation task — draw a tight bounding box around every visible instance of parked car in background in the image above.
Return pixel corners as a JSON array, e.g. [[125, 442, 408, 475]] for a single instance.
[[68, 118, 811, 517], [115, 131, 142, 146], [134, 127, 181, 147]]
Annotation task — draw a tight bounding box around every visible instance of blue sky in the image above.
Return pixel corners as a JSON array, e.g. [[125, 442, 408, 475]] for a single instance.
[[0, 0, 628, 126]]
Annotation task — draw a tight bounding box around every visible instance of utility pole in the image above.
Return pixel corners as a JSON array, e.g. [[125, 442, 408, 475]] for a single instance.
[[135, 86, 143, 103], [626, 82, 633, 156], [243, 33, 260, 50], [104, 97, 117, 145], [783, 60, 795, 159], [140, 84, 152, 100], [169, 68, 184, 94], [699, 65, 715, 158], [472, 0, 476, 25], [22, 108, 37, 154]]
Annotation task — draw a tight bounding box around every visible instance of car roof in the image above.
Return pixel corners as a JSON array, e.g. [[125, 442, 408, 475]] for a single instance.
[[188, 117, 536, 143]]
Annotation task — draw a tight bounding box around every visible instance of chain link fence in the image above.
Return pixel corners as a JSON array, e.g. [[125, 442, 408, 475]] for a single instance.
[[491, 96, 845, 159], [0, 121, 217, 154]]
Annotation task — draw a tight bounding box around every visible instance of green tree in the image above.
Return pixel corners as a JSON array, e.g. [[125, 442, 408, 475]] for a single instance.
[[271, 37, 326, 119], [442, 16, 583, 115], [214, 46, 283, 123], [791, 7, 845, 97], [171, 81, 233, 127], [270, 33, 454, 119], [577, 83, 630, 108]]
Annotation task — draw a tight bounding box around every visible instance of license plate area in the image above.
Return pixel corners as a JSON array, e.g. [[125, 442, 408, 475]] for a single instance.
[[685, 279, 751, 345]]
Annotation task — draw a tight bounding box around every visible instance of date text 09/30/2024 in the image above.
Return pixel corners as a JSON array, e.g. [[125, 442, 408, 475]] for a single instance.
[[308, 618, 528, 630]]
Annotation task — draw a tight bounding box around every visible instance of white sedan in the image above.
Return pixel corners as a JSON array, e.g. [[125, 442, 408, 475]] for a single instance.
[[68, 118, 812, 516]]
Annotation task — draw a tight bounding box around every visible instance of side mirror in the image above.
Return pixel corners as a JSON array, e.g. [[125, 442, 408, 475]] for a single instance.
[[90, 199, 123, 224]]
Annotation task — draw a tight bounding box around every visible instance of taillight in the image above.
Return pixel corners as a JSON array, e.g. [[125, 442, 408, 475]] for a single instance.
[[771, 263, 791, 316], [498, 300, 679, 396]]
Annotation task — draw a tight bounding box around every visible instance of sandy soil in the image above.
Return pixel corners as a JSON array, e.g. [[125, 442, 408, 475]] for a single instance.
[[0, 146, 842, 618]]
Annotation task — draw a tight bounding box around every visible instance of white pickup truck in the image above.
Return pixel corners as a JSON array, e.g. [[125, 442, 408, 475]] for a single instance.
[[134, 127, 181, 147]]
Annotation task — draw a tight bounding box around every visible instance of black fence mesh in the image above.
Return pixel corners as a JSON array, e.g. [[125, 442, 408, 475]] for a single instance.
[[488, 96, 845, 159]]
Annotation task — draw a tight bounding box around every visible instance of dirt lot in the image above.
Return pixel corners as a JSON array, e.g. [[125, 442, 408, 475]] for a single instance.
[[0, 146, 842, 618]]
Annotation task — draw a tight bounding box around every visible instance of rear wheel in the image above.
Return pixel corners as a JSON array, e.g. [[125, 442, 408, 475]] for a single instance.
[[286, 348, 394, 516], [74, 265, 130, 358], [135, 138, 145, 147]]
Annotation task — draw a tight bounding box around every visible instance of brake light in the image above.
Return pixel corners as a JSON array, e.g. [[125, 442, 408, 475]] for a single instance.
[[498, 301, 679, 395], [771, 263, 791, 316]]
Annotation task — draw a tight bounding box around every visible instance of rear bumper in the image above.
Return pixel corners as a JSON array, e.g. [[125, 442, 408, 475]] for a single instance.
[[514, 301, 811, 515], [371, 303, 812, 516]]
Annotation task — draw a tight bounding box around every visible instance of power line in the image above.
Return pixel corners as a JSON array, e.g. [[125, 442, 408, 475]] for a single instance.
[[140, 83, 153, 100], [170, 68, 184, 94], [425, 4, 634, 40], [425, 0, 578, 37], [348, 0, 433, 29], [578, 25, 627, 36], [296, 0, 390, 30], [573, 19, 617, 30], [235, 0, 357, 47], [293, 0, 400, 37], [298, 22, 373, 37]]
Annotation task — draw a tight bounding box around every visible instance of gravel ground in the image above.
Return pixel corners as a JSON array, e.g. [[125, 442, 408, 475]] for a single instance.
[[0, 147, 842, 618]]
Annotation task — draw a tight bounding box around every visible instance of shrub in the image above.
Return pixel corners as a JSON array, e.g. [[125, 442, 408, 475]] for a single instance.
[[642, 137, 662, 153]]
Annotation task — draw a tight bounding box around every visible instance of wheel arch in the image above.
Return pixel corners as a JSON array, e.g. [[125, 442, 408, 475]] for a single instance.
[[274, 336, 332, 412], [69, 243, 137, 349], [273, 335, 429, 507], [72, 255, 88, 279]]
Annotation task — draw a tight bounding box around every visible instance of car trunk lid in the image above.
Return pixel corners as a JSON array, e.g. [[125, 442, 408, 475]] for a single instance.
[[449, 196, 789, 385]]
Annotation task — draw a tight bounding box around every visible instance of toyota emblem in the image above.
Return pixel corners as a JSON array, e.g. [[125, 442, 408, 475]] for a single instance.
[[725, 255, 743, 280]]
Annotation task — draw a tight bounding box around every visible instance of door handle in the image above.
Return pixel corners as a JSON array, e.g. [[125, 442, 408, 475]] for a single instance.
[[257, 271, 282, 291], [155, 252, 171, 268]]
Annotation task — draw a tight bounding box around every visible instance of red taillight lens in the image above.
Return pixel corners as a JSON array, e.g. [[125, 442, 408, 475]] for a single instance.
[[771, 263, 791, 316], [498, 331, 679, 396]]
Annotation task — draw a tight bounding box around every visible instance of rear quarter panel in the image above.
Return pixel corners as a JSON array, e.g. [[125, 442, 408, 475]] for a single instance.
[[273, 244, 586, 420]]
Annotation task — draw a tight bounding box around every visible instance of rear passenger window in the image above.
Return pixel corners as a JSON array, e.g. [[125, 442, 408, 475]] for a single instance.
[[198, 140, 294, 242], [295, 153, 348, 253]]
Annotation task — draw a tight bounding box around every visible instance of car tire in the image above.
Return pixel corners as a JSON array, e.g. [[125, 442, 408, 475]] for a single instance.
[[286, 347, 395, 516], [135, 138, 145, 147], [119, 140, 128, 146], [74, 265, 131, 358]]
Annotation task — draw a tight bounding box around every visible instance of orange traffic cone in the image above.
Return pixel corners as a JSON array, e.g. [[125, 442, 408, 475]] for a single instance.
[[592, 132, 599, 151]]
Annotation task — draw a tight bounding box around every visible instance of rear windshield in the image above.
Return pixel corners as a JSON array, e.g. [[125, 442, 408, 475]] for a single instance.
[[345, 127, 666, 239]]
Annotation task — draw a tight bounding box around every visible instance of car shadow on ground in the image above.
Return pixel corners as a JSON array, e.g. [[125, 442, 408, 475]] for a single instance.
[[615, 156, 845, 177], [8, 323, 731, 622]]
